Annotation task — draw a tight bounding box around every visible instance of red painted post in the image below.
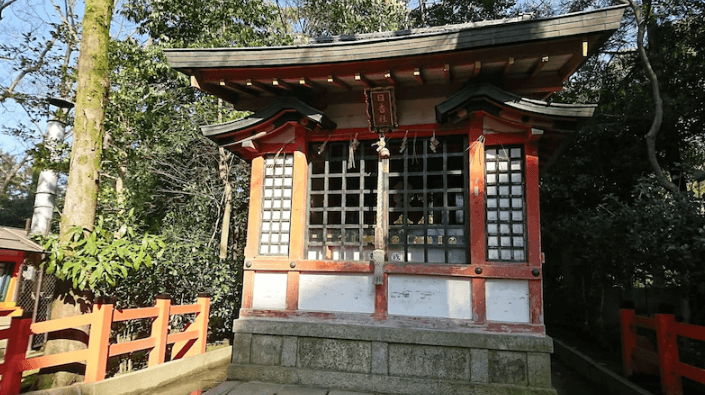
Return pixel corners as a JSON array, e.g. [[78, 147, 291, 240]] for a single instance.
[[1, 316, 32, 395], [655, 313, 682, 395], [188, 294, 210, 357], [85, 300, 114, 383], [149, 295, 171, 367], [620, 308, 636, 377]]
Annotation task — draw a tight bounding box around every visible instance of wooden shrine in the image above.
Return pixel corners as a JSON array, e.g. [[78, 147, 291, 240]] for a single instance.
[[0, 227, 43, 316], [166, 5, 626, 394]]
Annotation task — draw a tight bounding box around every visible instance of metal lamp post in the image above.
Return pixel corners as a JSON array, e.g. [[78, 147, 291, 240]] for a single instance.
[[29, 97, 75, 237]]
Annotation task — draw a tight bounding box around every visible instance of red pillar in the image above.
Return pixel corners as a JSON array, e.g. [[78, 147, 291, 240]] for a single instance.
[[620, 308, 636, 377], [655, 313, 682, 395], [1, 316, 32, 395], [85, 300, 113, 382]]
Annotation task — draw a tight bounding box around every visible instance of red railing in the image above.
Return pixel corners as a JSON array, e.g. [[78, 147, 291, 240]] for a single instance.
[[620, 308, 705, 395], [0, 294, 210, 395]]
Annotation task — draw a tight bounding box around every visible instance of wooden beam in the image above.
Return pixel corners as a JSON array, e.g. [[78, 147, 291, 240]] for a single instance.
[[503, 57, 515, 76], [530, 56, 549, 78], [559, 44, 589, 81], [327, 74, 350, 90], [298, 77, 322, 90], [221, 80, 261, 97], [384, 70, 397, 86], [413, 68, 424, 85], [443, 64, 452, 83], [272, 78, 294, 91], [472, 61, 482, 77], [249, 79, 279, 95], [355, 72, 373, 88]]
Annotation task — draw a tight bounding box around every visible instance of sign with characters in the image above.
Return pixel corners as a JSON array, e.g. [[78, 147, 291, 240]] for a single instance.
[[366, 88, 397, 132]]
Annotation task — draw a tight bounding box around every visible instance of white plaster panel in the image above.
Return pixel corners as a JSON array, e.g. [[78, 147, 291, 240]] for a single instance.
[[298, 274, 375, 314], [388, 275, 472, 319], [485, 279, 530, 323], [325, 103, 369, 129], [252, 272, 288, 310], [396, 97, 439, 125]]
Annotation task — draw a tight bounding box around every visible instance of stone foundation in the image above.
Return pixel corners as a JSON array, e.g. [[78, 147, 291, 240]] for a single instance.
[[228, 318, 556, 395]]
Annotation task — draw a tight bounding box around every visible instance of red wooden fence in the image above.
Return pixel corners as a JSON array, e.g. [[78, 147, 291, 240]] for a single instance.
[[0, 294, 210, 395], [620, 308, 705, 395]]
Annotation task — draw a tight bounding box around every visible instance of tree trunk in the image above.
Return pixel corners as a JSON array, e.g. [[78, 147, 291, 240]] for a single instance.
[[218, 148, 232, 259], [42, 0, 113, 388]]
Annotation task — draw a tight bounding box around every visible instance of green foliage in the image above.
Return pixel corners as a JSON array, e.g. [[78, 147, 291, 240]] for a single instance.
[[542, 0, 705, 329], [121, 0, 293, 47], [297, 0, 410, 36], [39, 211, 165, 291], [409, 0, 517, 27]]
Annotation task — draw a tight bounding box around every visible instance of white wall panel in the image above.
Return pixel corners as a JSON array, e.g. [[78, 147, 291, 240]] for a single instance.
[[485, 279, 530, 323], [252, 272, 288, 310], [299, 274, 375, 314], [388, 275, 472, 319]]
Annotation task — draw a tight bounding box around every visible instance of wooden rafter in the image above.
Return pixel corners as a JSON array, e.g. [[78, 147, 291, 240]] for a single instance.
[[413, 68, 424, 85], [326, 74, 350, 90]]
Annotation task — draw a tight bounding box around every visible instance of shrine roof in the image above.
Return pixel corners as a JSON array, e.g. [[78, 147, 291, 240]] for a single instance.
[[164, 5, 626, 104], [435, 83, 597, 124], [0, 227, 43, 253]]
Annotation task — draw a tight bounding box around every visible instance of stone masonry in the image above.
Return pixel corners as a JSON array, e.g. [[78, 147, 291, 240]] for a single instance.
[[228, 319, 556, 395]]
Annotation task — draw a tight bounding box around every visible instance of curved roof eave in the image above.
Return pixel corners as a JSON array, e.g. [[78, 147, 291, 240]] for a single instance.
[[435, 83, 596, 125], [201, 97, 336, 138]]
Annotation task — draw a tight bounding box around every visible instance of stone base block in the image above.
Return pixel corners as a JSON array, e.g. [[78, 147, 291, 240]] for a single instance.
[[229, 318, 557, 395]]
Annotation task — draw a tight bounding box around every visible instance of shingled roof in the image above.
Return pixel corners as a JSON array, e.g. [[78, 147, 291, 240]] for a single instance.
[[164, 5, 627, 106], [0, 227, 43, 253]]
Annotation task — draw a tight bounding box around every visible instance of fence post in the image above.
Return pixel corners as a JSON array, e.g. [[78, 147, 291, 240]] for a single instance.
[[655, 313, 682, 395], [620, 307, 637, 377], [188, 293, 210, 357], [1, 314, 32, 395], [149, 295, 171, 367], [85, 298, 114, 383]]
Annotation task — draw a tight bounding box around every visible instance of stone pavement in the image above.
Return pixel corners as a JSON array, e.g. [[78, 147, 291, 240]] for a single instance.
[[203, 357, 601, 395]]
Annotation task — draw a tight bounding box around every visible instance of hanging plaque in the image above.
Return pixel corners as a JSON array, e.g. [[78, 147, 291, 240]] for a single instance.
[[366, 87, 397, 132]]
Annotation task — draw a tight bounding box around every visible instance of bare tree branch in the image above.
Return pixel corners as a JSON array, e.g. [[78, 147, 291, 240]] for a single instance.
[[620, 0, 679, 194], [0, 151, 30, 196], [0, 35, 58, 102], [0, 0, 19, 20]]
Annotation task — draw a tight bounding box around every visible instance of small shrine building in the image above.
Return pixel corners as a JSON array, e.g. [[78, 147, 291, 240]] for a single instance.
[[165, 5, 625, 394], [0, 227, 44, 316]]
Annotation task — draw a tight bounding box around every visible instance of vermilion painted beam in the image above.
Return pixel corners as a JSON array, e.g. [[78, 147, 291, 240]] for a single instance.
[[374, 273, 388, 321], [289, 151, 308, 260], [109, 337, 157, 357], [167, 330, 199, 344], [30, 312, 94, 333], [245, 261, 541, 280], [529, 280, 543, 325], [469, 115, 485, 265], [286, 271, 300, 311], [85, 302, 113, 382], [113, 306, 160, 322], [148, 296, 170, 367], [472, 278, 486, 323], [242, 271, 254, 309], [245, 156, 264, 259], [525, 142, 541, 267], [20, 349, 90, 370], [248, 259, 373, 273]]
